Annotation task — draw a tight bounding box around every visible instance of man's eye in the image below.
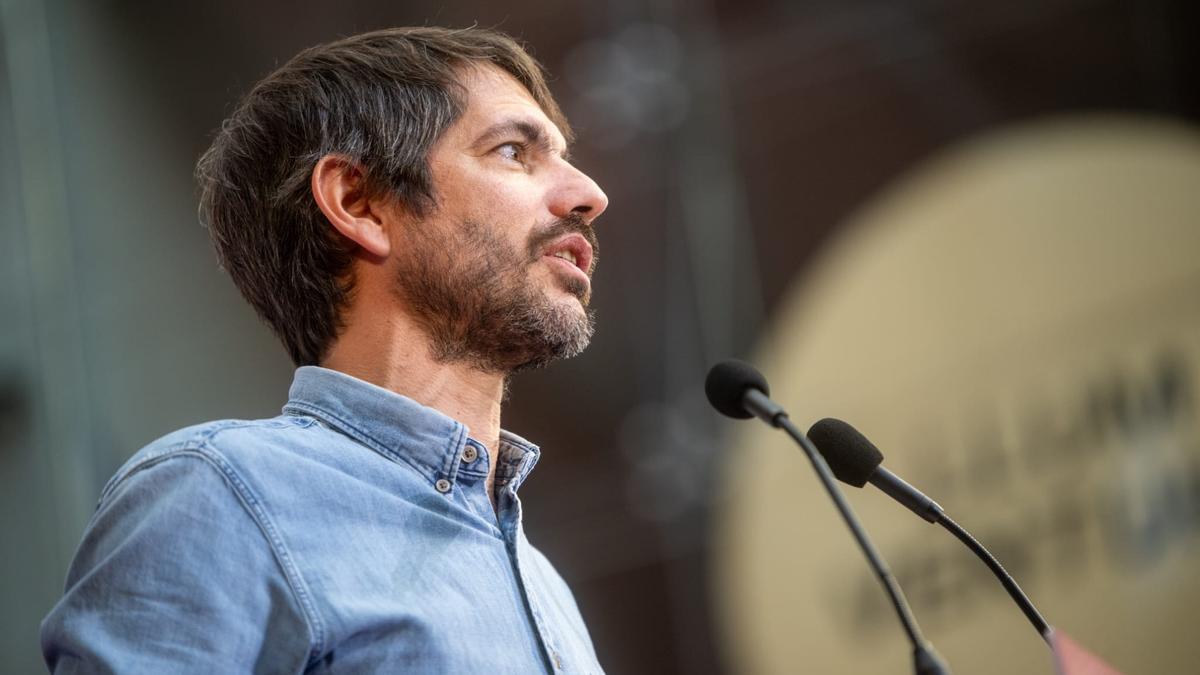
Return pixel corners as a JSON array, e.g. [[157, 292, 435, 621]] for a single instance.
[[496, 143, 524, 162]]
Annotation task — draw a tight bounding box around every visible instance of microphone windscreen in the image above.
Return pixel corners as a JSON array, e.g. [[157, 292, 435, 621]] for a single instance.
[[806, 418, 884, 487], [705, 360, 770, 419]]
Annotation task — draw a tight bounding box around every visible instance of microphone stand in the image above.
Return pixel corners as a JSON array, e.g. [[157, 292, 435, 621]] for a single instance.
[[865, 467, 1050, 641], [744, 389, 950, 675]]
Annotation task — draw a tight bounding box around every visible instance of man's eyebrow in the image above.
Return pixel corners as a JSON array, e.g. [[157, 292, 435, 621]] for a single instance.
[[473, 118, 571, 160]]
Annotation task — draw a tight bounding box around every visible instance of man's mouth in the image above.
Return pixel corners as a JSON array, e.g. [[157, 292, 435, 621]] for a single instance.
[[551, 249, 579, 266], [541, 233, 594, 278]]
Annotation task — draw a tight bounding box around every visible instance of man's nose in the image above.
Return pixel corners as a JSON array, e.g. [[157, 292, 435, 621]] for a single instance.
[[549, 164, 609, 222]]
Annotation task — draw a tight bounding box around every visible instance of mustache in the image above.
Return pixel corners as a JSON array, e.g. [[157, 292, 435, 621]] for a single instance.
[[526, 213, 599, 272]]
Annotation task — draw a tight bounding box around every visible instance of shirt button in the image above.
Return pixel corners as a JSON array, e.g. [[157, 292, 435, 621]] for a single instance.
[[461, 445, 478, 463], [435, 478, 452, 493]]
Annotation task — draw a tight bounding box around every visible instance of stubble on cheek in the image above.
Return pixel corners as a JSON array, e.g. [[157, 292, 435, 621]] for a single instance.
[[391, 217, 595, 374]]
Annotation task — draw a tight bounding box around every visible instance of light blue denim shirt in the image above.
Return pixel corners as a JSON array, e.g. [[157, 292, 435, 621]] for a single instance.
[[41, 366, 603, 674]]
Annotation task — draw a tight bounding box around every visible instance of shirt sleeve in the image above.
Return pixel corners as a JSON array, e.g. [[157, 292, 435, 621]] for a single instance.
[[40, 450, 315, 674]]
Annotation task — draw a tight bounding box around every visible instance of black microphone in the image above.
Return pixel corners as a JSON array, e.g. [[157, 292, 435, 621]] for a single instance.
[[704, 359, 786, 425], [806, 418, 945, 523], [807, 418, 1051, 642], [706, 360, 950, 675]]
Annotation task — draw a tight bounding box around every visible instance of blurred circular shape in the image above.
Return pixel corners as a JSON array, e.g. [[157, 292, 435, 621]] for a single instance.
[[714, 116, 1200, 674], [561, 24, 691, 147], [563, 38, 628, 92], [616, 22, 682, 77], [619, 399, 713, 523]]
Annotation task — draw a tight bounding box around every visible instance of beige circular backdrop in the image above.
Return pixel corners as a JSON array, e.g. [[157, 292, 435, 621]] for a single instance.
[[715, 116, 1200, 674]]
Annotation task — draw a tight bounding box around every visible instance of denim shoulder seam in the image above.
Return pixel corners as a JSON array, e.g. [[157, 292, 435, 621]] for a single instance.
[[196, 439, 328, 666], [114, 444, 328, 666], [96, 420, 253, 503]]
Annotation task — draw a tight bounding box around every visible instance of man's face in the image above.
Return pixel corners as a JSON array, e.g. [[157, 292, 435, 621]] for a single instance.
[[390, 64, 609, 374]]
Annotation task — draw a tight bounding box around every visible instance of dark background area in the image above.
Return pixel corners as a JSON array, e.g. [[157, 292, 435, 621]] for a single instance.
[[2, 1, 1196, 672]]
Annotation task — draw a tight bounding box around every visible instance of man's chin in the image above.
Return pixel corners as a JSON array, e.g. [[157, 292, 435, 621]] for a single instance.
[[505, 302, 595, 373]]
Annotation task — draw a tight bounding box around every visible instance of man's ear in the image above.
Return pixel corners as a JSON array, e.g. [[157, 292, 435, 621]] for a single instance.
[[311, 155, 391, 258]]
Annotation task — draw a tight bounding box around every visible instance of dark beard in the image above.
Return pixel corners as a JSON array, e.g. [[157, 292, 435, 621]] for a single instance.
[[393, 213, 598, 374]]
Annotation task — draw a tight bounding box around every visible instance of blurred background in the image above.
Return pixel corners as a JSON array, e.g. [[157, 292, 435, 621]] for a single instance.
[[2, 0, 1198, 673]]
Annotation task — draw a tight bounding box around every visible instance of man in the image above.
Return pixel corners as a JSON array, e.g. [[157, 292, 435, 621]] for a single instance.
[[41, 27, 608, 674]]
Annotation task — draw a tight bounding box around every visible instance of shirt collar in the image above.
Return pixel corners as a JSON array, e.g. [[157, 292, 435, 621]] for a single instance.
[[282, 366, 540, 492]]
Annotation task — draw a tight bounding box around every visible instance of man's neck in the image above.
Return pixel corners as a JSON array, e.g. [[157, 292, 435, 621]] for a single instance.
[[321, 311, 506, 501]]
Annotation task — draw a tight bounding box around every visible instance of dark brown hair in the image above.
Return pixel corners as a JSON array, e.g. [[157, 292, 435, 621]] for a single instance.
[[196, 27, 570, 366]]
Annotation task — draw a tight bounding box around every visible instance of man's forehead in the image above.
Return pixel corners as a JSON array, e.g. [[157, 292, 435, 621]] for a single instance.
[[454, 64, 568, 152]]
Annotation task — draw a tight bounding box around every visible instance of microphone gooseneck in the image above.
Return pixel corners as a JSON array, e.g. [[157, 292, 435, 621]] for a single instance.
[[706, 361, 949, 675], [806, 417, 1052, 642], [936, 512, 1051, 641]]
